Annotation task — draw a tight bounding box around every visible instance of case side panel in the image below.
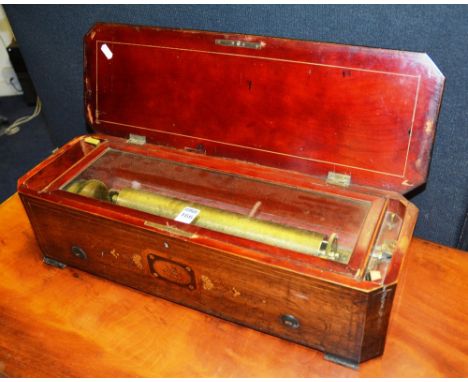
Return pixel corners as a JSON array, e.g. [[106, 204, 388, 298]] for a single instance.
[[359, 285, 397, 362], [18, 194, 58, 262], [25, 198, 373, 363]]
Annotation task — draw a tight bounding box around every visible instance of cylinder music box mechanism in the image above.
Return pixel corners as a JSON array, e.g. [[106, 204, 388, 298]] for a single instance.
[[65, 178, 340, 261], [17, 23, 444, 367]]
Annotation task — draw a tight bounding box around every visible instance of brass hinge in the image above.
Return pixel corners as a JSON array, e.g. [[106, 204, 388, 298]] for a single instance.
[[127, 134, 146, 145], [326, 171, 351, 187]]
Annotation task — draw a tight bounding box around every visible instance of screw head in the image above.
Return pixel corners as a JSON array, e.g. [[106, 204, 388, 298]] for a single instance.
[[281, 314, 300, 329], [71, 246, 87, 260]]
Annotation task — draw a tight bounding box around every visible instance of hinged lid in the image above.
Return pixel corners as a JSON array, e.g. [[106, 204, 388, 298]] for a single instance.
[[84, 23, 445, 193]]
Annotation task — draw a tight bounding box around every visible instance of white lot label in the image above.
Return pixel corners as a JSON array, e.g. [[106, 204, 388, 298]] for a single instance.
[[100, 43, 113, 60], [175, 207, 200, 224]]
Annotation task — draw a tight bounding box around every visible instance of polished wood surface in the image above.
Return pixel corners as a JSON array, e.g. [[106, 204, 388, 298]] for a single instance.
[[21, 195, 393, 364], [0, 193, 466, 377], [85, 23, 444, 193]]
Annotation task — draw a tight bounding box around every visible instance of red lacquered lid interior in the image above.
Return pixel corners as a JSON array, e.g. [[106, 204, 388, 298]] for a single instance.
[[84, 23, 444, 193]]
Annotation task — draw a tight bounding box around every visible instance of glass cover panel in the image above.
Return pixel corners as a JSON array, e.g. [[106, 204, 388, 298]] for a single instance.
[[61, 149, 371, 264]]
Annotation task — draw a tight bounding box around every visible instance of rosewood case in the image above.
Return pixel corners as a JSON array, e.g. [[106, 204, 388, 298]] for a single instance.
[[18, 23, 444, 366]]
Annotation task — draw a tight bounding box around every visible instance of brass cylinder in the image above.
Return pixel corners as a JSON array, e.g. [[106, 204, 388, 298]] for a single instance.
[[65, 179, 109, 200], [65, 179, 338, 259], [111, 187, 337, 258]]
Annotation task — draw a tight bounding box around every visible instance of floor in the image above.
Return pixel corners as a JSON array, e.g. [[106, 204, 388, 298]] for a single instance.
[[0, 95, 54, 202]]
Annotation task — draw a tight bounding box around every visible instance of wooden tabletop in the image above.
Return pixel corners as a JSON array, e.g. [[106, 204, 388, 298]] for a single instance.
[[0, 193, 466, 377]]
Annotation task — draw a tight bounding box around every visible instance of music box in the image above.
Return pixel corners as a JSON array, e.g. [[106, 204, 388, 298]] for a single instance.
[[18, 23, 444, 367]]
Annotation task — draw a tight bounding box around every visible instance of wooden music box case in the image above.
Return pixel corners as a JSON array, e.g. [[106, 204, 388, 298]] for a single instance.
[[18, 23, 444, 367]]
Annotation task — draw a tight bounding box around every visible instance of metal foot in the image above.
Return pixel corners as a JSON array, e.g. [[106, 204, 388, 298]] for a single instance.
[[43, 256, 67, 269], [324, 353, 359, 369]]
